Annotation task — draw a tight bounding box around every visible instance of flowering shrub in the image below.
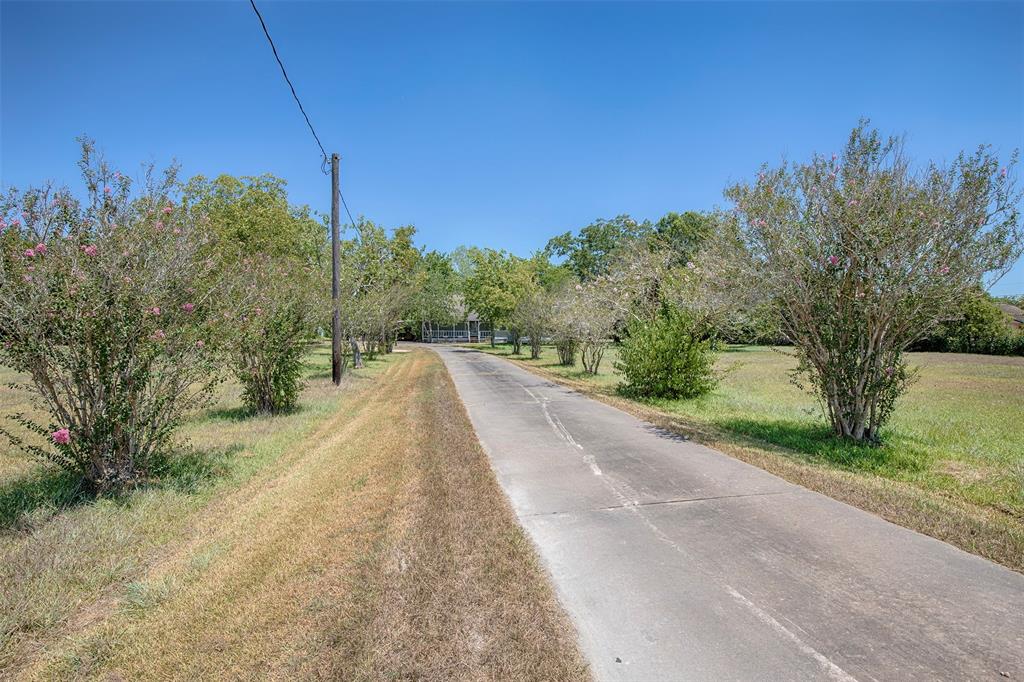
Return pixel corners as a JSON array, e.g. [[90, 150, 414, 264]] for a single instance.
[[229, 256, 325, 414], [0, 141, 228, 492], [510, 288, 549, 359], [548, 281, 617, 374], [549, 287, 580, 366], [727, 122, 1022, 442]]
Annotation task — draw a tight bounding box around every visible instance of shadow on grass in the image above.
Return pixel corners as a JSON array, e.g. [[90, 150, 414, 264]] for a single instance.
[[714, 417, 931, 474], [204, 405, 254, 422], [306, 356, 388, 381], [0, 444, 244, 531], [205, 403, 315, 421], [152, 444, 245, 494], [0, 467, 88, 531]]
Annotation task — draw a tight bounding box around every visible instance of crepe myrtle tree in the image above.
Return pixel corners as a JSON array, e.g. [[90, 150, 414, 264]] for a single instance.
[[0, 140, 231, 492], [511, 286, 550, 360], [550, 280, 617, 374], [549, 283, 581, 366], [230, 256, 325, 414], [726, 122, 1022, 443]]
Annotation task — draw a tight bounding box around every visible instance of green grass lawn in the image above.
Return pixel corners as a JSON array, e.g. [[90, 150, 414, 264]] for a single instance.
[[467, 343, 1024, 520]]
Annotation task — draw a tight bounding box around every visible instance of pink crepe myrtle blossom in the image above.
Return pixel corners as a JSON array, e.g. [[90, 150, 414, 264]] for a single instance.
[[162, 204, 174, 215], [103, 186, 112, 195], [35, 243, 47, 255], [155, 221, 164, 231], [23, 248, 35, 258], [938, 265, 950, 275], [152, 329, 166, 341], [195, 340, 205, 349], [82, 244, 98, 256], [150, 306, 161, 316], [172, 228, 181, 235], [52, 428, 71, 445], [182, 303, 195, 313], [827, 255, 840, 266], [10, 219, 20, 228]]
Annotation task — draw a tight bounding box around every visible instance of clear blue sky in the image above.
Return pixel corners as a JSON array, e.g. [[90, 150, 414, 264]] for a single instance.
[[2, 1, 1023, 293]]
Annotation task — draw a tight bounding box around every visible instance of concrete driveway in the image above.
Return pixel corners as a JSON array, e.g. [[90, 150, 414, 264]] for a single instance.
[[432, 346, 1024, 681]]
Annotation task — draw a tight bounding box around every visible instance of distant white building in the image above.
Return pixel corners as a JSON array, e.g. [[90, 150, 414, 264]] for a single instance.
[[419, 312, 509, 343]]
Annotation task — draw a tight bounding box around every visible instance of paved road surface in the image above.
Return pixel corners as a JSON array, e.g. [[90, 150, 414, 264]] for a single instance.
[[432, 346, 1024, 682]]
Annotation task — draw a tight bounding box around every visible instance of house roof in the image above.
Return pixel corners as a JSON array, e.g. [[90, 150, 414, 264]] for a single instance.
[[997, 303, 1024, 327]]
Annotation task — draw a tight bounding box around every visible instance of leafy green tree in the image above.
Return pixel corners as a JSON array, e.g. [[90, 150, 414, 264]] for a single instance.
[[462, 248, 534, 348], [183, 174, 325, 265], [184, 173, 328, 407], [412, 251, 462, 339], [339, 219, 421, 359], [546, 215, 651, 281], [653, 211, 713, 266]]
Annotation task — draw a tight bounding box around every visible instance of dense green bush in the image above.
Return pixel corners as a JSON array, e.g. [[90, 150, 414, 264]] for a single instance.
[[614, 308, 718, 399], [916, 293, 1023, 356]]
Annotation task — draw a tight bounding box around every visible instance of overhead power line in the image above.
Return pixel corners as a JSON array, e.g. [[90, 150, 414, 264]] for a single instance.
[[248, 0, 358, 230], [247, 0, 360, 228], [248, 0, 328, 162]]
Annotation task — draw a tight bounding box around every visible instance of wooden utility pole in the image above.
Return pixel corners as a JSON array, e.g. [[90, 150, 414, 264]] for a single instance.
[[331, 153, 342, 385]]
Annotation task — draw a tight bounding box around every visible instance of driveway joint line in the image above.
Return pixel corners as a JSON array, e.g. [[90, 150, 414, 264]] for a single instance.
[[521, 489, 802, 518]]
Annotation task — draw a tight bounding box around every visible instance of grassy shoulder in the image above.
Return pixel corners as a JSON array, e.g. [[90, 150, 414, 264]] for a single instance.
[[1, 346, 588, 680], [466, 342, 1024, 573]]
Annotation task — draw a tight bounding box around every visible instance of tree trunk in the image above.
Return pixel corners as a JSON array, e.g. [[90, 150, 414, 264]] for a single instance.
[[350, 339, 363, 368], [556, 340, 577, 366]]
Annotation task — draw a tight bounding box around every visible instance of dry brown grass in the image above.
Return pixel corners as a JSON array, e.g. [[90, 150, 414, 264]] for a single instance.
[[4, 350, 587, 680], [318, 353, 588, 681], [490, 353, 1024, 575]]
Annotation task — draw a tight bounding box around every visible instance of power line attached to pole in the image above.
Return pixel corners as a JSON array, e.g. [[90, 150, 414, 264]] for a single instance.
[[247, 0, 355, 383]]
